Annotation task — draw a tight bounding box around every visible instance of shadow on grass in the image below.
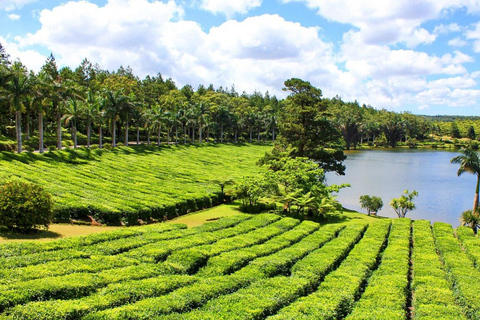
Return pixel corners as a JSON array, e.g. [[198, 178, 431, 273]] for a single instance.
[[0, 227, 62, 241]]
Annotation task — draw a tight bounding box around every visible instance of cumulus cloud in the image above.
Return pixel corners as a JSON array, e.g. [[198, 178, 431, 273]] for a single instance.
[[448, 37, 468, 47], [434, 23, 462, 35], [0, 0, 36, 11], [198, 0, 262, 17], [7, 0, 480, 113]]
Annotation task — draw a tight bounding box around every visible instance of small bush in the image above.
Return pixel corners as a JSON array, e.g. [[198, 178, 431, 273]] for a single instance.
[[0, 181, 54, 232]]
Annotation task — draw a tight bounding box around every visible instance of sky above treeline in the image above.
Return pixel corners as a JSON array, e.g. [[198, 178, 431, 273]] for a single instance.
[[1, 0, 480, 115]]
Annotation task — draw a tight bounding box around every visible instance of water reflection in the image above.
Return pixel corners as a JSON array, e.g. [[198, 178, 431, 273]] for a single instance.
[[325, 149, 475, 227]]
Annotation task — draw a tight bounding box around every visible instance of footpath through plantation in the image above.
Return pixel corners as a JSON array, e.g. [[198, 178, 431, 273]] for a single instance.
[[0, 213, 479, 319]]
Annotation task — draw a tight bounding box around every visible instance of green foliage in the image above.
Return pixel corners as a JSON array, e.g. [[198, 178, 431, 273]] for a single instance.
[[390, 190, 418, 218], [460, 209, 480, 232], [278, 78, 346, 175], [0, 181, 54, 232], [359, 195, 383, 215]]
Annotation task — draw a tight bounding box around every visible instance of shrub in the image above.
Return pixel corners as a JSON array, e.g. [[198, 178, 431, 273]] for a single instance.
[[0, 181, 54, 232]]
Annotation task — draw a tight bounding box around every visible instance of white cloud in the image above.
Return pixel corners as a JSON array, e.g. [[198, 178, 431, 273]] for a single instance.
[[7, 13, 20, 20], [198, 0, 262, 17], [434, 23, 462, 35], [448, 37, 468, 47], [0, 36, 46, 71], [7, 0, 480, 114], [0, 0, 36, 11]]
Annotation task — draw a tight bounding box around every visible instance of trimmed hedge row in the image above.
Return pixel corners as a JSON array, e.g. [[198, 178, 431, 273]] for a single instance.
[[0, 264, 163, 312], [0, 255, 138, 286], [159, 217, 300, 275], [85, 224, 349, 319], [346, 218, 411, 320], [197, 220, 320, 277], [412, 220, 466, 320], [3, 275, 197, 320], [0, 215, 253, 284], [0, 222, 188, 260], [456, 226, 480, 267], [120, 214, 279, 263], [269, 220, 391, 320], [167, 223, 370, 320], [433, 222, 480, 319]]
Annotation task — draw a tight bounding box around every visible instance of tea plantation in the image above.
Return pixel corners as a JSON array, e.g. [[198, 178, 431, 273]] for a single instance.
[[0, 144, 270, 224], [0, 213, 478, 319]]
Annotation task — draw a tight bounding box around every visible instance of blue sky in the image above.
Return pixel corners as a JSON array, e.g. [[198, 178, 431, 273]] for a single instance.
[[1, 0, 480, 115]]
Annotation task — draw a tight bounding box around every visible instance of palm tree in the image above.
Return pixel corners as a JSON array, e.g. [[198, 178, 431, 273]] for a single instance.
[[451, 147, 480, 214], [1, 62, 32, 153], [62, 98, 84, 148], [103, 89, 130, 147]]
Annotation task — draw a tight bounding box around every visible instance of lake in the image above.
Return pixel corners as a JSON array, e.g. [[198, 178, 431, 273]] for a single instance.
[[325, 148, 476, 227]]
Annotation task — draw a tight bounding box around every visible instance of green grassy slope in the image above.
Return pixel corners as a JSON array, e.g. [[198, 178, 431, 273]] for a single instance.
[[0, 144, 271, 224]]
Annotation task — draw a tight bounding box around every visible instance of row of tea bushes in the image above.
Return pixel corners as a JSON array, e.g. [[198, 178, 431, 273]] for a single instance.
[[433, 222, 480, 319], [3, 275, 197, 320], [86, 224, 352, 319], [269, 220, 391, 320], [456, 226, 480, 266], [197, 220, 320, 277], [170, 223, 372, 320], [346, 218, 411, 320], [160, 217, 299, 275], [412, 220, 466, 320], [120, 214, 279, 263]]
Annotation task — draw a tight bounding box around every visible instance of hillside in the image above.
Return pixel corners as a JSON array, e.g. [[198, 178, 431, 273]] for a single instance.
[[0, 144, 271, 224], [0, 213, 476, 319]]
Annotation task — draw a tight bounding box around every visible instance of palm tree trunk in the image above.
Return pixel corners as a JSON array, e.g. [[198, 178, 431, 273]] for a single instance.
[[26, 114, 30, 141], [136, 127, 140, 145], [57, 112, 62, 149], [15, 110, 22, 153], [112, 120, 116, 147], [124, 121, 129, 146], [184, 125, 187, 144], [38, 112, 44, 153], [73, 123, 77, 148], [157, 127, 161, 146], [99, 127, 103, 148], [221, 124, 224, 143], [175, 127, 178, 144], [199, 124, 202, 143], [147, 130, 150, 144], [87, 117, 91, 148], [249, 127, 252, 143]]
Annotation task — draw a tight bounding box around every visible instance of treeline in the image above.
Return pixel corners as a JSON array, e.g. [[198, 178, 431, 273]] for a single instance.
[[0, 43, 478, 155]]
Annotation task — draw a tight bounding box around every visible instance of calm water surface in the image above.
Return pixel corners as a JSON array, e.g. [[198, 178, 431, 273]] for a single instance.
[[326, 149, 476, 227]]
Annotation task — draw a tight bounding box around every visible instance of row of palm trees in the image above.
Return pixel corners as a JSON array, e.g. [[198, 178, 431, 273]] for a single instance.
[[0, 52, 281, 153]]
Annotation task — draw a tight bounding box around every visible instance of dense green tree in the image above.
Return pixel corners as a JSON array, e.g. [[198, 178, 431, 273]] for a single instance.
[[278, 78, 345, 174], [451, 147, 480, 214], [359, 195, 383, 216], [451, 121, 461, 138], [467, 125, 476, 140], [381, 111, 405, 148]]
